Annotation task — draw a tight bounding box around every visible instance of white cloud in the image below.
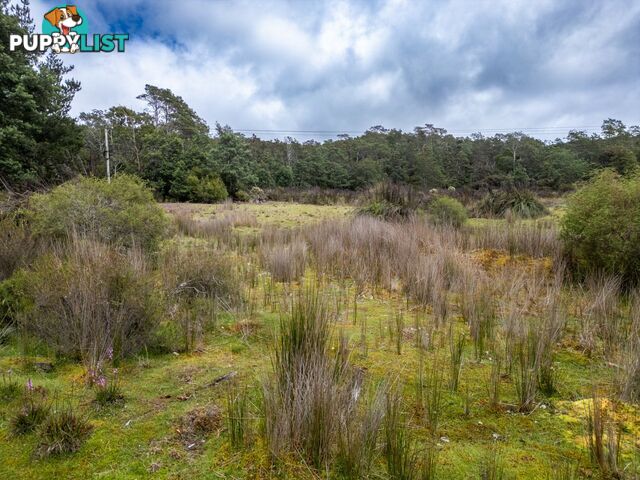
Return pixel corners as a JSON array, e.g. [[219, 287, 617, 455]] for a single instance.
[[43, 0, 639, 139]]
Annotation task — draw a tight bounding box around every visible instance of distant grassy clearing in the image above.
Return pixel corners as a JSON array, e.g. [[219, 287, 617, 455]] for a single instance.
[[163, 201, 355, 228]]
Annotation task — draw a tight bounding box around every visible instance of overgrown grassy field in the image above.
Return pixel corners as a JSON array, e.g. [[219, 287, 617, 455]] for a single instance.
[[1, 200, 639, 479]]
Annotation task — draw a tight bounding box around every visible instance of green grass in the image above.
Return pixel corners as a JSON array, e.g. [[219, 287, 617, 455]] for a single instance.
[[1, 201, 638, 479]]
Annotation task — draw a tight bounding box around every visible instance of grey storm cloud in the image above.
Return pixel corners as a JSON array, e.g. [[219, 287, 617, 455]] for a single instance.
[[31, 0, 640, 138]]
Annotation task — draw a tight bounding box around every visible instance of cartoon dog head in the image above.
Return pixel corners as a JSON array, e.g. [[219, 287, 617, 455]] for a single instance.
[[44, 5, 82, 36]]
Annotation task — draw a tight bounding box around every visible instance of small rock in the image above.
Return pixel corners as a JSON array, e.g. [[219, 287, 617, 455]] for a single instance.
[[492, 433, 502, 441], [440, 436, 450, 443], [478, 421, 483, 425]]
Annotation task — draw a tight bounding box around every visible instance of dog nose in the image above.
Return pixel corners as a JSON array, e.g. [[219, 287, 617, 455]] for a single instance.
[[72, 15, 81, 22]]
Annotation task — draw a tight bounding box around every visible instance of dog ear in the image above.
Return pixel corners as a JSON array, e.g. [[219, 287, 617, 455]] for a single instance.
[[44, 8, 62, 27], [66, 6, 79, 16]]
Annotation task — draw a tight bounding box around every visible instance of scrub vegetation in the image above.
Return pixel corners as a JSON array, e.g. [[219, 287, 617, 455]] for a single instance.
[[2, 171, 640, 479]]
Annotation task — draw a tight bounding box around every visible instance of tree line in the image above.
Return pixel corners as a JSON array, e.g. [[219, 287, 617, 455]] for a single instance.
[[2, 3, 639, 201]]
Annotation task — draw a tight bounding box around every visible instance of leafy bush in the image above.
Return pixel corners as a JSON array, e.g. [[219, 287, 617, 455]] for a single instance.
[[474, 189, 547, 219], [235, 189, 250, 202], [16, 237, 161, 369], [428, 196, 467, 228], [186, 173, 228, 203], [562, 170, 640, 285], [36, 405, 92, 457], [27, 175, 169, 251]]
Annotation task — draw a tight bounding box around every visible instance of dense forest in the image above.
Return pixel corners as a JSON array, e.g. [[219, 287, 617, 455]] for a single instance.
[[2, 3, 640, 201]]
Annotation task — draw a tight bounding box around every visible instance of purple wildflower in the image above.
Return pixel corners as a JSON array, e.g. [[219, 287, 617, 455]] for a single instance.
[[26, 378, 33, 392], [106, 346, 114, 361], [96, 376, 107, 389]]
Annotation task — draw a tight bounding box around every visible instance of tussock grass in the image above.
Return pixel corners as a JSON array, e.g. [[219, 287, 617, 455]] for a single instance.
[[36, 405, 92, 457], [11, 398, 50, 435]]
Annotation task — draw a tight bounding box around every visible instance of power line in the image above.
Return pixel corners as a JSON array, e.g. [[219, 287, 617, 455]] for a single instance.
[[232, 125, 604, 137]]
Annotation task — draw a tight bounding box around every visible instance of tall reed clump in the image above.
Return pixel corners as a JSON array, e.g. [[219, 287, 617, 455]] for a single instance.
[[471, 221, 561, 259], [226, 384, 250, 450], [384, 386, 418, 480], [337, 382, 386, 479], [581, 274, 621, 358], [479, 444, 509, 480], [262, 239, 307, 283], [160, 246, 243, 351], [416, 353, 444, 433], [502, 272, 565, 411], [460, 268, 496, 361], [448, 327, 466, 392], [16, 236, 160, 372], [585, 391, 622, 478], [262, 289, 356, 469], [617, 290, 640, 402]]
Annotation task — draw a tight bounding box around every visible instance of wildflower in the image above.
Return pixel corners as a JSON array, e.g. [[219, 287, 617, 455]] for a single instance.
[[96, 376, 107, 389], [26, 378, 34, 392], [106, 347, 114, 361]]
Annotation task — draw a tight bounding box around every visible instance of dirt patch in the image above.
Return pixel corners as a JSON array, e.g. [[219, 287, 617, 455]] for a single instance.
[[175, 405, 222, 451]]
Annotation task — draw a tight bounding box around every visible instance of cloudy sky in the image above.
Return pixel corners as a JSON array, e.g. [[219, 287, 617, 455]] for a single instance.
[[29, 0, 640, 140]]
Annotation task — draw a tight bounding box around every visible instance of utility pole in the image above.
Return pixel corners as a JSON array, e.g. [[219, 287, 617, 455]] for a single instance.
[[105, 128, 111, 183]]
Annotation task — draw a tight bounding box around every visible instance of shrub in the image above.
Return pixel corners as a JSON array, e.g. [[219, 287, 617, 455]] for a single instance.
[[474, 189, 547, 219], [428, 196, 467, 228], [17, 237, 161, 369], [561, 170, 640, 285], [235, 190, 250, 202], [0, 276, 28, 328], [36, 405, 92, 457], [0, 216, 40, 282], [187, 173, 228, 203], [249, 186, 267, 202], [27, 175, 169, 251]]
